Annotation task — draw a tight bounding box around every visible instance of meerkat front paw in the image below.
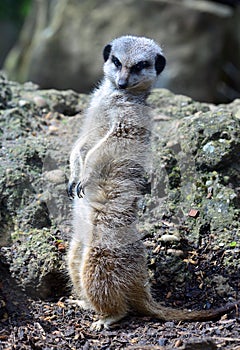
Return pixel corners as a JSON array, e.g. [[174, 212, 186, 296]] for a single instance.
[[67, 180, 86, 199]]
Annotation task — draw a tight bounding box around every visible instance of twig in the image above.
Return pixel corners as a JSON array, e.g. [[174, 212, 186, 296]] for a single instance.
[[213, 336, 240, 342], [145, 0, 233, 17]]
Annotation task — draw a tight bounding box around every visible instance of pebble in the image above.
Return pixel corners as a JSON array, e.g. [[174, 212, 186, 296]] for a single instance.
[[44, 169, 66, 184], [33, 95, 48, 107], [188, 209, 200, 218], [174, 339, 183, 347], [160, 233, 180, 242], [18, 99, 30, 107], [167, 248, 184, 256], [158, 338, 167, 346], [165, 321, 175, 328], [48, 125, 59, 133]]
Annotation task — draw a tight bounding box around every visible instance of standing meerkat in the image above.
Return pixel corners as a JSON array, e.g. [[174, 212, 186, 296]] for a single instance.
[[67, 35, 238, 330]]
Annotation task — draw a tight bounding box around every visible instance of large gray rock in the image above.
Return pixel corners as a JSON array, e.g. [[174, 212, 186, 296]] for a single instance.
[[0, 74, 239, 304], [4, 0, 240, 103]]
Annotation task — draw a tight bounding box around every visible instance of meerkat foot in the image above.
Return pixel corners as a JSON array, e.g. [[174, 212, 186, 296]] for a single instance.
[[90, 319, 107, 331], [67, 298, 91, 310], [90, 314, 126, 331]]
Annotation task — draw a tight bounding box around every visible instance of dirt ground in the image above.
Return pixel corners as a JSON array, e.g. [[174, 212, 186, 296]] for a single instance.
[[0, 268, 240, 350]]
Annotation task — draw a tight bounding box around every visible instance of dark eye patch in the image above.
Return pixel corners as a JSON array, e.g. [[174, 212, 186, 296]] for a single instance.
[[112, 55, 122, 69], [131, 61, 151, 74]]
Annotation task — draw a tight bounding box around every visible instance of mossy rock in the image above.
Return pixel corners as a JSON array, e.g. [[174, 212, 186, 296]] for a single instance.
[[0, 75, 239, 303], [1, 229, 68, 299]]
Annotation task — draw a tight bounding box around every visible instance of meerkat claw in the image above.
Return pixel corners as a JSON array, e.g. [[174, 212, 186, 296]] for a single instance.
[[67, 181, 76, 199], [76, 181, 85, 198]]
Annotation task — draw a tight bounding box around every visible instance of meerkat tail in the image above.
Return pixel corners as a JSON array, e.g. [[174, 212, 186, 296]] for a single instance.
[[136, 295, 239, 321]]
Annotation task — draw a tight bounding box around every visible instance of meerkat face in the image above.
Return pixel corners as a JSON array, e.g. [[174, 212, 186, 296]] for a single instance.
[[103, 35, 166, 93]]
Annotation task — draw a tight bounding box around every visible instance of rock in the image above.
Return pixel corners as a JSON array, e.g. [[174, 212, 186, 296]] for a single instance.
[[160, 234, 180, 242], [33, 95, 48, 108], [179, 109, 240, 171], [0, 72, 12, 108], [44, 169, 66, 184], [0, 75, 239, 302], [1, 229, 68, 298], [144, 91, 240, 247]]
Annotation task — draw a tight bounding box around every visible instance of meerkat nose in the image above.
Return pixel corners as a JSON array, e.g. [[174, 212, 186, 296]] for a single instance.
[[118, 79, 128, 89]]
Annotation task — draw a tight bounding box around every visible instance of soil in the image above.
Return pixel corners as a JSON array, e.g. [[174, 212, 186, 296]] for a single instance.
[[0, 272, 240, 350], [0, 76, 240, 349]]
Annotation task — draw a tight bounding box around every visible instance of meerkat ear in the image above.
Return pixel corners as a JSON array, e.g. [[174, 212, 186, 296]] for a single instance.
[[103, 44, 112, 62], [155, 54, 166, 75]]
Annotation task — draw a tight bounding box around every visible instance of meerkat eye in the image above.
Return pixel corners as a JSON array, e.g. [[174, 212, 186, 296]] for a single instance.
[[112, 56, 122, 69], [131, 61, 151, 74]]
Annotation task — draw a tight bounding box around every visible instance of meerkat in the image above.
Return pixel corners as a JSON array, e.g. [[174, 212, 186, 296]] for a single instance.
[[67, 35, 238, 330]]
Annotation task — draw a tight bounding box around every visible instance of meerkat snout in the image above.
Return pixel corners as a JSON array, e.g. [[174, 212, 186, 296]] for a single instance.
[[117, 68, 129, 89], [118, 80, 128, 89]]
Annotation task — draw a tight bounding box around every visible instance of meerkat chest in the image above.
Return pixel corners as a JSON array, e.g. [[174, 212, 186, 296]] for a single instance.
[[102, 98, 151, 142], [112, 119, 150, 143]]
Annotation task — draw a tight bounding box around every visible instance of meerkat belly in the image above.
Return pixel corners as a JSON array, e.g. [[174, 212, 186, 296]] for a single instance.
[[84, 157, 145, 228]]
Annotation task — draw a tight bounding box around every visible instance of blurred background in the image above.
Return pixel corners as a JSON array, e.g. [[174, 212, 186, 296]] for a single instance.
[[0, 0, 240, 103]]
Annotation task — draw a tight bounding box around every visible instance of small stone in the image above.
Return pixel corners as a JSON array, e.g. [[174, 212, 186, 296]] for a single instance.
[[18, 99, 30, 107], [165, 321, 174, 327], [158, 338, 167, 346], [166, 291, 172, 299], [160, 234, 180, 242], [45, 112, 53, 119], [175, 339, 183, 347], [44, 169, 66, 184], [166, 248, 184, 256], [48, 125, 59, 133], [202, 141, 215, 153], [33, 95, 48, 107], [206, 186, 213, 199], [188, 209, 200, 218], [153, 245, 161, 254]]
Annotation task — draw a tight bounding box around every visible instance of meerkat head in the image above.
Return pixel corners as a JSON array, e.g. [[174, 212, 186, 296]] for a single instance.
[[103, 35, 166, 93]]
